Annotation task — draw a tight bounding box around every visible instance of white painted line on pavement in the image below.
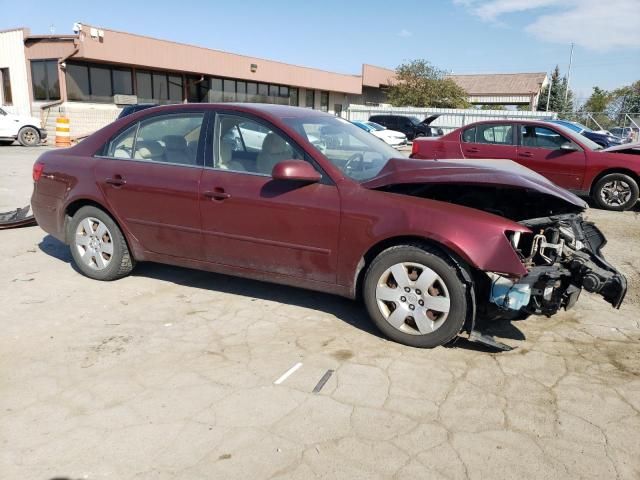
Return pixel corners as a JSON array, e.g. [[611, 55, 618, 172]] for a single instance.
[[274, 362, 303, 385]]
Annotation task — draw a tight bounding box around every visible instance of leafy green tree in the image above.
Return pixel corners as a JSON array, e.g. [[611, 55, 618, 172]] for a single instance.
[[537, 65, 574, 114], [578, 86, 612, 129], [386, 60, 469, 108]]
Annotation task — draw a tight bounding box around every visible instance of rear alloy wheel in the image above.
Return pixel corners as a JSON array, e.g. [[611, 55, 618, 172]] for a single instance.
[[593, 173, 639, 211], [68, 206, 134, 281], [364, 245, 468, 348], [17, 126, 40, 146]]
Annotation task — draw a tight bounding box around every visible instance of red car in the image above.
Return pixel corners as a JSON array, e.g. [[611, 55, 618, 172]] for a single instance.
[[411, 120, 640, 211], [31, 104, 626, 349]]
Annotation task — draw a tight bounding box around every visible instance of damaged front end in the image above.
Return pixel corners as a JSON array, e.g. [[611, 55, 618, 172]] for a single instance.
[[488, 214, 626, 318]]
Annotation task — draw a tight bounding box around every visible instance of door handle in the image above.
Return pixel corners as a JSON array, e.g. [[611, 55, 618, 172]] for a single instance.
[[466, 148, 479, 153], [105, 175, 126, 187], [203, 189, 231, 201], [519, 152, 533, 158]]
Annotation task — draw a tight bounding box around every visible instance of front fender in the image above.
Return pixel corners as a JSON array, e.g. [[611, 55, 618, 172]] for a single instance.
[[337, 188, 531, 290]]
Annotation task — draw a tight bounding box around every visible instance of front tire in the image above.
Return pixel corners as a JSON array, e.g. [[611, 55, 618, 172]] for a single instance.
[[68, 206, 134, 281], [18, 126, 40, 146], [363, 245, 469, 348], [592, 173, 639, 211]]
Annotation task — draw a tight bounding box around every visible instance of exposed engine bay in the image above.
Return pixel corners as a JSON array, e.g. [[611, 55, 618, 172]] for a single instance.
[[376, 183, 627, 317], [490, 214, 626, 317]]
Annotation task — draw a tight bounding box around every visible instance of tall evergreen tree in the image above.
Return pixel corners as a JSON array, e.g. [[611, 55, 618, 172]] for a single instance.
[[537, 65, 574, 114]]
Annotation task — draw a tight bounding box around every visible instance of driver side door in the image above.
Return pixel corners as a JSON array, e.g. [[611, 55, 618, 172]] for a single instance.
[[199, 112, 341, 284]]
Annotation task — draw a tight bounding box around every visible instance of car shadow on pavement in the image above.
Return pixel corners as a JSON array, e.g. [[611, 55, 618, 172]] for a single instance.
[[38, 234, 526, 351]]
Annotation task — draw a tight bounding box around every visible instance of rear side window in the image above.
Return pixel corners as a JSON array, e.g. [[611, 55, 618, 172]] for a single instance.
[[461, 127, 475, 143], [104, 113, 204, 165], [475, 124, 513, 145]]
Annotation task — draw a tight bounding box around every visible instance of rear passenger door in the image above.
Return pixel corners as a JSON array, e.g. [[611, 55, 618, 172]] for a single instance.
[[95, 111, 207, 260], [459, 123, 517, 160]]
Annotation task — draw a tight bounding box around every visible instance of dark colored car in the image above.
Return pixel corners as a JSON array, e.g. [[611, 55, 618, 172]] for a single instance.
[[549, 120, 624, 148], [31, 104, 626, 349], [411, 119, 640, 211], [368, 114, 442, 140], [117, 103, 158, 119]]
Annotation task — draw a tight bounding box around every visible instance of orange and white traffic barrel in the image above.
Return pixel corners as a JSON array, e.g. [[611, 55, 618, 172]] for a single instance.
[[55, 116, 71, 147]]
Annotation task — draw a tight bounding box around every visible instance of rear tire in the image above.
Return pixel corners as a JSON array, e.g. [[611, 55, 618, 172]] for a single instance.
[[592, 173, 639, 211], [18, 126, 40, 146], [363, 244, 469, 348], [68, 206, 135, 281]]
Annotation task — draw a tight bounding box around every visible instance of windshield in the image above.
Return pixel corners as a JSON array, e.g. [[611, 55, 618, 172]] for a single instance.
[[284, 115, 401, 181], [366, 121, 386, 131], [553, 124, 603, 150], [409, 117, 421, 126]]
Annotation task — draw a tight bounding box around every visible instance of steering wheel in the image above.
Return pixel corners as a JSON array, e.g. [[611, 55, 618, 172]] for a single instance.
[[343, 152, 364, 173]]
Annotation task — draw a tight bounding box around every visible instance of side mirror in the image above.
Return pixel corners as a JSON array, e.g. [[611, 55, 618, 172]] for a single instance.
[[271, 160, 321, 183], [560, 142, 578, 151]]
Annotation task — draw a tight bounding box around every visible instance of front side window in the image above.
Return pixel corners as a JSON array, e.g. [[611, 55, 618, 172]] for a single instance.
[[105, 113, 203, 165], [474, 124, 514, 145], [521, 126, 571, 150], [31, 60, 60, 101], [214, 114, 304, 175], [284, 115, 401, 181]]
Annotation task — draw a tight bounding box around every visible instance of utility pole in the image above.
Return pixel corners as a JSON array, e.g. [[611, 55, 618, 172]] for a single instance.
[[545, 75, 552, 111], [564, 43, 574, 106]]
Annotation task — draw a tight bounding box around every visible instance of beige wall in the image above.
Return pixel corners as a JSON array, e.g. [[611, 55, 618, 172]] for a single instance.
[[0, 29, 31, 116], [75, 25, 362, 95]]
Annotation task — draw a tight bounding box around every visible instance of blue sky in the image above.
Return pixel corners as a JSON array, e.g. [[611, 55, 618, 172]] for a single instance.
[[3, 0, 639, 104]]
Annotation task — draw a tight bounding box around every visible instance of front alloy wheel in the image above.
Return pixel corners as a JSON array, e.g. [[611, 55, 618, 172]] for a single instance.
[[593, 173, 639, 211], [364, 245, 468, 348]]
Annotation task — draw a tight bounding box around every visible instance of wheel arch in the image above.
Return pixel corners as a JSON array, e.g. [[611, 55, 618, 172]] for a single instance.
[[63, 198, 138, 259], [353, 234, 478, 336], [589, 168, 640, 194]]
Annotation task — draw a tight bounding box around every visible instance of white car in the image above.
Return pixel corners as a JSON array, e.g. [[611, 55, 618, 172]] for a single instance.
[[0, 107, 47, 146], [351, 120, 407, 147]]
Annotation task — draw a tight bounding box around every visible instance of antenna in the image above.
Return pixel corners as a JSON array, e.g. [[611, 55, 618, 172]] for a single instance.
[[564, 43, 574, 105]]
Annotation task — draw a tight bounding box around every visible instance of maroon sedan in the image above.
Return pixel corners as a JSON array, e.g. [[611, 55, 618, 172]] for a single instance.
[[32, 104, 626, 349], [411, 120, 640, 211]]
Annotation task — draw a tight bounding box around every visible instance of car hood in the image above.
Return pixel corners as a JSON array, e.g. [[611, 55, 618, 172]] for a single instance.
[[362, 158, 587, 209], [603, 142, 640, 153]]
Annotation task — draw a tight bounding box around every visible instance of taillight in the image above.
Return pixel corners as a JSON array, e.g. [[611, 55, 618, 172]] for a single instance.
[[33, 162, 44, 182], [411, 140, 419, 156]]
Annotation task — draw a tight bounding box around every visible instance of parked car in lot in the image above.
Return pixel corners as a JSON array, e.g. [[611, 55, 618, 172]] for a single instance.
[[610, 126, 639, 143], [351, 120, 407, 147], [0, 107, 47, 146], [411, 119, 640, 211], [548, 119, 624, 148], [369, 114, 442, 140], [32, 104, 626, 349]]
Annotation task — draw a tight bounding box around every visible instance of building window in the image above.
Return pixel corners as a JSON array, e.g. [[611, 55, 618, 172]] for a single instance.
[[211, 78, 223, 102], [135, 69, 182, 103], [247, 82, 258, 102], [223, 79, 236, 102], [113, 68, 133, 95], [66, 62, 133, 102], [31, 60, 60, 101], [236, 81, 246, 102], [305, 89, 315, 109], [258, 83, 268, 102], [187, 76, 210, 103], [320, 91, 329, 112], [1, 68, 12, 105], [289, 88, 298, 107]]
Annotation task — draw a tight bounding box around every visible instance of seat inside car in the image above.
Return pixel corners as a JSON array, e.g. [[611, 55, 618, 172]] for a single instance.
[[218, 140, 246, 171], [134, 140, 165, 161], [256, 133, 293, 174], [163, 135, 193, 165]]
